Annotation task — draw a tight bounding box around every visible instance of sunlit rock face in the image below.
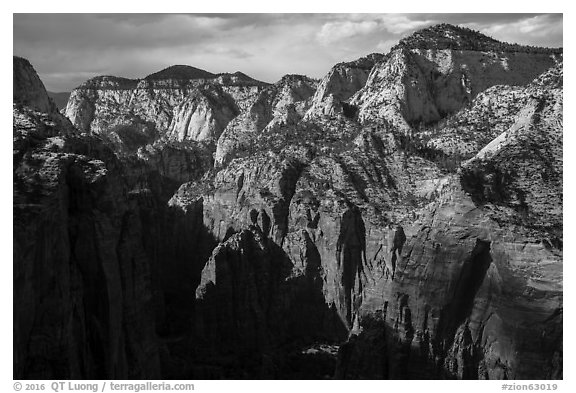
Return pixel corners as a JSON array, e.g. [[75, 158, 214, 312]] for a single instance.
[[304, 53, 385, 120], [166, 86, 239, 142], [350, 24, 561, 134], [214, 74, 318, 166], [65, 66, 269, 150], [14, 22, 563, 380]]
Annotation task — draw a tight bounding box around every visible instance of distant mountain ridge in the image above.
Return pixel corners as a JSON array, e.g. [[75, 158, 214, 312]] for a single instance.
[[396, 23, 563, 53], [145, 64, 216, 80], [76, 65, 268, 91], [65, 62, 270, 144]]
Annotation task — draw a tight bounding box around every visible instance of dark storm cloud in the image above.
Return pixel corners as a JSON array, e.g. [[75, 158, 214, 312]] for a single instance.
[[13, 13, 563, 92]]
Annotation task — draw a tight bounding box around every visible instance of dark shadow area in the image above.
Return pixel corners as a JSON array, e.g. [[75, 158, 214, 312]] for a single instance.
[[342, 102, 359, 120], [187, 226, 349, 379], [336, 204, 368, 328], [460, 162, 516, 206]]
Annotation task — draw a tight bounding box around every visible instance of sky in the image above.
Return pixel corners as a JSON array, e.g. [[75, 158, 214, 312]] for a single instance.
[[13, 13, 563, 92]]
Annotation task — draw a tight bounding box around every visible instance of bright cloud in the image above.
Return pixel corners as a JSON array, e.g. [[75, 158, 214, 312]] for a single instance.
[[377, 14, 433, 34], [317, 20, 379, 45]]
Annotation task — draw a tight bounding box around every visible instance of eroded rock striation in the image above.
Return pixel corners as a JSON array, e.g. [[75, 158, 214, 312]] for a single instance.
[[65, 65, 268, 149], [215, 74, 318, 166], [350, 24, 561, 132], [13, 58, 161, 378]]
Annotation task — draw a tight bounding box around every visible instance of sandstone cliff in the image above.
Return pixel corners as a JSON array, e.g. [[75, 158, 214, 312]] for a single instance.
[[350, 25, 561, 133], [304, 53, 384, 119], [214, 74, 318, 166], [65, 65, 268, 148], [14, 56, 57, 114], [14, 57, 161, 378], [13, 57, 214, 379], [179, 25, 562, 379], [422, 62, 563, 159]]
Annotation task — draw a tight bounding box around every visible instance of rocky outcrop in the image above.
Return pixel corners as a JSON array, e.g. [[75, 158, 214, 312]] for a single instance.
[[13, 58, 213, 380], [193, 225, 347, 378], [186, 40, 562, 379], [65, 66, 268, 147], [214, 75, 317, 166], [202, 152, 306, 244], [13, 101, 161, 378], [350, 25, 561, 132], [335, 204, 368, 328], [134, 139, 213, 186], [305, 53, 384, 119], [167, 86, 239, 142], [347, 177, 562, 379], [460, 70, 562, 233], [13, 56, 56, 114], [424, 62, 563, 159], [334, 61, 563, 379], [182, 121, 452, 374]]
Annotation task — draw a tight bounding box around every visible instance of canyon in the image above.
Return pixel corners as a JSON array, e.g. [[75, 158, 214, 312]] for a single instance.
[[13, 24, 562, 380]]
